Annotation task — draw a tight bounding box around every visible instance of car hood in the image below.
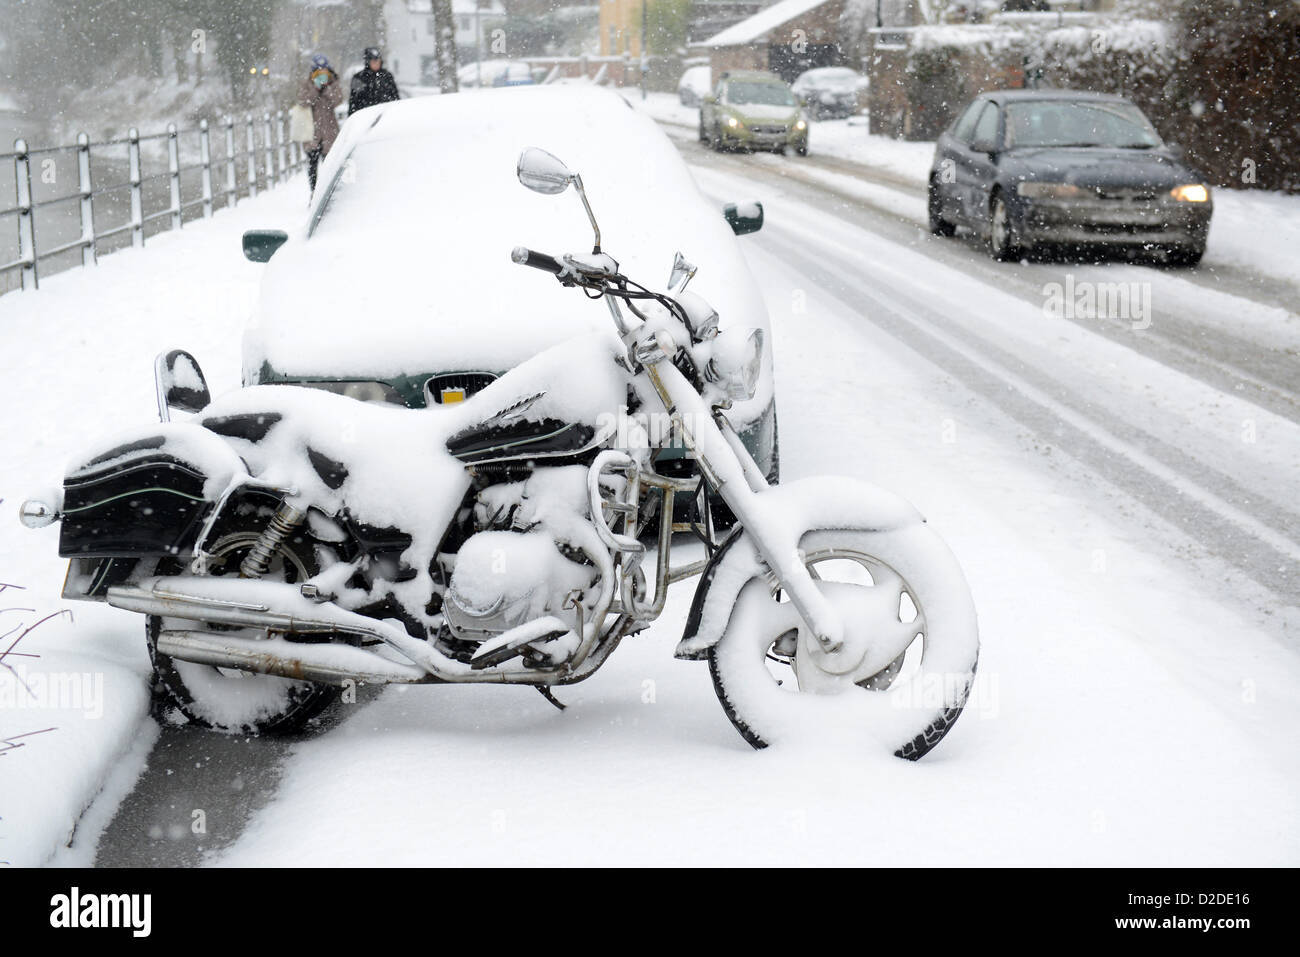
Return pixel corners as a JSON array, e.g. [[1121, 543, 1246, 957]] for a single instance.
[[1000, 147, 1199, 191]]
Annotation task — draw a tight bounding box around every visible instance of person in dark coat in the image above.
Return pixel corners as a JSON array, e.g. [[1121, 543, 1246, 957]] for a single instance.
[[349, 47, 401, 116], [298, 54, 343, 194]]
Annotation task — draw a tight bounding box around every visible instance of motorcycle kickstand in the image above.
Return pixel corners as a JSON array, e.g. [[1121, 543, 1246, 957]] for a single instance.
[[536, 686, 567, 711]]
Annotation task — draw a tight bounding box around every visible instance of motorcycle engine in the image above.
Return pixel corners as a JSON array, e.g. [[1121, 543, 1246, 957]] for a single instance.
[[444, 530, 595, 643]]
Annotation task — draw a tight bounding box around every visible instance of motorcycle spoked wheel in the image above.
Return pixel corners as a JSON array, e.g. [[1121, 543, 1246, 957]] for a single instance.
[[147, 526, 341, 735], [707, 526, 979, 759]]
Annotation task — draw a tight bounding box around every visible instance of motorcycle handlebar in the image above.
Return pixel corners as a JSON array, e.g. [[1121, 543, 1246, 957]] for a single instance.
[[510, 246, 565, 276]]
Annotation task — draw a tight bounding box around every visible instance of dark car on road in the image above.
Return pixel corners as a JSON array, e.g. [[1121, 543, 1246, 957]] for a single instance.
[[927, 90, 1212, 264]]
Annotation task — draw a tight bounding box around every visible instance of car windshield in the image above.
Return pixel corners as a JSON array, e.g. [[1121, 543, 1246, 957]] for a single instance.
[[727, 81, 796, 107], [1004, 100, 1163, 149]]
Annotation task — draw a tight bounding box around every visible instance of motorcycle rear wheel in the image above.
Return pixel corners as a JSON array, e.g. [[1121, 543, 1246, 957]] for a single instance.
[[147, 523, 340, 735]]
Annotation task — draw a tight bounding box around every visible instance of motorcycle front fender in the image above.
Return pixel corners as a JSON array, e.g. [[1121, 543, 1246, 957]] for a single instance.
[[674, 476, 925, 660]]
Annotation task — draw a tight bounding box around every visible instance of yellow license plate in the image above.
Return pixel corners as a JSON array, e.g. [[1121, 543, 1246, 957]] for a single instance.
[[441, 388, 466, 404]]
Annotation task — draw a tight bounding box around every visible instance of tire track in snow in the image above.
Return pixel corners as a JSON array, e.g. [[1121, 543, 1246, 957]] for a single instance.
[[752, 224, 1299, 600], [93, 689, 381, 865], [669, 130, 1300, 423]]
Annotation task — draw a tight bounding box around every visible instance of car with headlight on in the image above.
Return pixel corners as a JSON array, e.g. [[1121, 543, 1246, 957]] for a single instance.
[[791, 66, 867, 120], [238, 85, 778, 489], [928, 90, 1212, 264], [700, 70, 808, 155]]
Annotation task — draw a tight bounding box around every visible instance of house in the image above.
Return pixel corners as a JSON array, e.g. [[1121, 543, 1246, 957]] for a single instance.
[[698, 0, 849, 84], [383, 0, 507, 87]]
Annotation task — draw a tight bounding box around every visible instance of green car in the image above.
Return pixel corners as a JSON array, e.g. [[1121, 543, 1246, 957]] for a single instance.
[[699, 70, 808, 156]]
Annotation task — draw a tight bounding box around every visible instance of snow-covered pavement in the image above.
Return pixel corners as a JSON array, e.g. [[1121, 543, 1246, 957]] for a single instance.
[[1, 124, 1296, 866], [0, 180, 310, 866]]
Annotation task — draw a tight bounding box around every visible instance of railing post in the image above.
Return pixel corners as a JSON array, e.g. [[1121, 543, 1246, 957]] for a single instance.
[[128, 127, 143, 248], [224, 115, 236, 207], [167, 122, 182, 230], [76, 132, 96, 266], [13, 138, 38, 290], [262, 112, 274, 188], [275, 110, 287, 183], [246, 114, 257, 198], [199, 119, 213, 218]]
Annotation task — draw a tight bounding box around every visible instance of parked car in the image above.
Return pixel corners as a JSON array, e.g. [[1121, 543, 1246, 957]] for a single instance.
[[928, 90, 1212, 264], [458, 59, 535, 88], [699, 70, 808, 155], [678, 65, 712, 107], [791, 66, 867, 120], [238, 85, 778, 484]]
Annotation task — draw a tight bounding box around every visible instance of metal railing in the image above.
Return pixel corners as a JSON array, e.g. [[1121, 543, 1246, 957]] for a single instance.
[[1, 111, 304, 296]]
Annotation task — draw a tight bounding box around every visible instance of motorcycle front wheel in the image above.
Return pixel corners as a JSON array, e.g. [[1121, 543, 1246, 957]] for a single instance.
[[707, 525, 979, 759]]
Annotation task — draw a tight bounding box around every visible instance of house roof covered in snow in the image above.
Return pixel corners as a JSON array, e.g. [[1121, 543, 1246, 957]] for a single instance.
[[702, 0, 836, 47]]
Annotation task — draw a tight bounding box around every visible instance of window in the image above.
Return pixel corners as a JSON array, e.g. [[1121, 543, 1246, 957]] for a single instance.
[[951, 100, 983, 143], [971, 102, 1000, 150], [1004, 100, 1162, 149], [726, 81, 796, 107]]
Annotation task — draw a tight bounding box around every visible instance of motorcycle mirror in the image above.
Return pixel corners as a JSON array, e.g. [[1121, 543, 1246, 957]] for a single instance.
[[517, 147, 573, 194], [154, 349, 211, 422], [668, 251, 697, 292]]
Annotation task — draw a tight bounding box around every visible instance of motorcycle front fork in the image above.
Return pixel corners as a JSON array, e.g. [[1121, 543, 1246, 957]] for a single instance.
[[641, 355, 846, 654]]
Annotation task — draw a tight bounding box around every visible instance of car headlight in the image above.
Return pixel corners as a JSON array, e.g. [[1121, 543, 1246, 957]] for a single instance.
[[701, 327, 764, 401], [726, 116, 740, 129], [301, 380, 405, 405], [1017, 182, 1087, 199], [1170, 183, 1209, 203], [795, 120, 807, 131]]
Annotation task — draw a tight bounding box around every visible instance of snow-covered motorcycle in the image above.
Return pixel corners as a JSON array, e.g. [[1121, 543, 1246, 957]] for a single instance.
[[19, 148, 979, 757]]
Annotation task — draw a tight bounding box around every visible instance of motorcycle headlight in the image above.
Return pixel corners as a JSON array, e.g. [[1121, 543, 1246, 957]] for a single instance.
[[1017, 182, 1086, 199], [1170, 183, 1209, 203], [703, 327, 764, 401]]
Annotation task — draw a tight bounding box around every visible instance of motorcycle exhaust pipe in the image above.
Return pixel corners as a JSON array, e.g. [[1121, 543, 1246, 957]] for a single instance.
[[153, 628, 431, 686], [106, 580, 451, 682]]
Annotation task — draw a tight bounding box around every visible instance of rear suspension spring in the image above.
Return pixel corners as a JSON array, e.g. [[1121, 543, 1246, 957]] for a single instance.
[[239, 502, 307, 579]]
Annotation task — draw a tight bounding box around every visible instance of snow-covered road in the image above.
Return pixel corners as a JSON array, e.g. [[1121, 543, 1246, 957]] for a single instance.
[[2, 124, 1296, 866]]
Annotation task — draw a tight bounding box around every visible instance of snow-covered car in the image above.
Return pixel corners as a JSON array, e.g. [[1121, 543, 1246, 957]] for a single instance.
[[458, 59, 535, 88], [791, 66, 867, 120], [678, 65, 712, 106], [239, 85, 778, 481]]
